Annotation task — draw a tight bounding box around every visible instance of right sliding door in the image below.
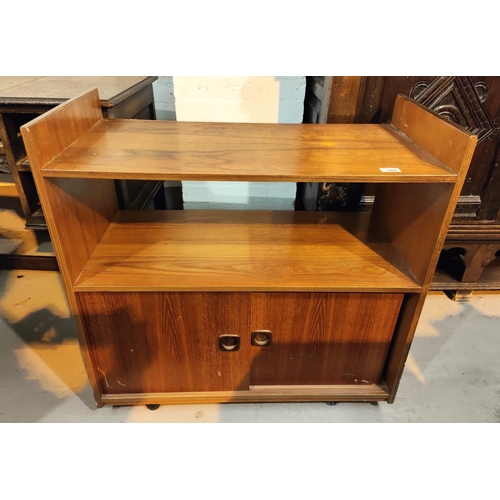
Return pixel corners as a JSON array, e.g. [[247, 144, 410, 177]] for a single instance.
[[249, 293, 403, 386]]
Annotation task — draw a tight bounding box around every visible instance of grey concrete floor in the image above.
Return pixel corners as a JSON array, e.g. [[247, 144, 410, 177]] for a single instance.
[[0, 266, 499, 423]]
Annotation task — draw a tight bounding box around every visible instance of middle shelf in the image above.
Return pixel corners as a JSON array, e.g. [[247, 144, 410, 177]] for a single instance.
[[74, 210, 421, 293]]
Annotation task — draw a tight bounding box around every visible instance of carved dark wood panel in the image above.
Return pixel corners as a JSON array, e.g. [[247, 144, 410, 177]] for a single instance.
[[378, 76, 500, 222], [409, 77, 494, 141]]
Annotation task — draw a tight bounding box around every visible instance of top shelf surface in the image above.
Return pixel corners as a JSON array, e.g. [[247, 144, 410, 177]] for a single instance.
[[41, 120, 457, 183]]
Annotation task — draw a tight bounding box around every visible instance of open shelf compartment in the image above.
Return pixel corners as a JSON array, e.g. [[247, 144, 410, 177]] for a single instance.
[[73, 210, 421, 293], [40, 120, 457, 183]]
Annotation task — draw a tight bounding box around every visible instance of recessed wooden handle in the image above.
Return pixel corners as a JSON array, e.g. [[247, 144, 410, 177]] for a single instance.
[[219, 335, 240, 352], [251, 330, 272, 347]]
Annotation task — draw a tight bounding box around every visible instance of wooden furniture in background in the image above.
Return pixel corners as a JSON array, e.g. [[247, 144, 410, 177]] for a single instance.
[[21, 88, 476, 407], [0, 79, 40, 174], [0, 76, 165, 230], [301, 76, 500, 300]]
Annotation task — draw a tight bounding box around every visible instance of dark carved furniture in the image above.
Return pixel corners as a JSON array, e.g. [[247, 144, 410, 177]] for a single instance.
[[300, 76, 500, 300]]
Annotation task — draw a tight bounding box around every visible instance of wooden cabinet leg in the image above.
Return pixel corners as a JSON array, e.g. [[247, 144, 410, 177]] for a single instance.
[[0, 114, 32, 221], [461, 244, 496, 282], [441, 244, 499, 301], [438, 242, 499, 292]]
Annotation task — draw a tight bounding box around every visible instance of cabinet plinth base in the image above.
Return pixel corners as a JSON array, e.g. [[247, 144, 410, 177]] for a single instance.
[[100, 385, 389, 406]]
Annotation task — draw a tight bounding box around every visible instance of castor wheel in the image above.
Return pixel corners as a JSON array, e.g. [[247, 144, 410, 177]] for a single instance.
[[325, 401, 337, 406], [146, 404, 160, 411]]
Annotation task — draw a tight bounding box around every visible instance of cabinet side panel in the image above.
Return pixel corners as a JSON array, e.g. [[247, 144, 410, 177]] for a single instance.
[[21, 88, 103, 167], [250, 293, 403, 386], [20, 89, 116, 405], [373, 183, 454, 284], [44, 178, 118, 283], [20, 89, 117, 283], [382, 95, 478, 402], [77, 292, 250, 394], [391, 94, 477, 174]]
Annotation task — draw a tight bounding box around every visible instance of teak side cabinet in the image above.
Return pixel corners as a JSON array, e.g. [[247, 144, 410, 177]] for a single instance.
[[21, 89, 477, 407]]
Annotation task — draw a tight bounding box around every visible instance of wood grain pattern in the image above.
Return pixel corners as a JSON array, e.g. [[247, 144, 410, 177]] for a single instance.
[[328, 76, 365, 123], [20, 88, 103, 168], [101, 384, 389, 405], [40, 119, 456, 182], [20, 89, 118, 282], [74, 210, 420, 293], [382, 95, 478, 401], [20, 88, 118, 406], [44, 178, 118, 283], [77, 292, 250, 394], [250, 293, 403, 385], [77, 290, 399, 395], [102, 83, 165, 216], [391, 94, 477, 175], [373, 183, 454, 284], [0, 77, 156, 106]]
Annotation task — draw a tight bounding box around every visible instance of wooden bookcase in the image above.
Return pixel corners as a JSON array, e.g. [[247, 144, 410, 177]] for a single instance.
[[20, 89, 477, 407]]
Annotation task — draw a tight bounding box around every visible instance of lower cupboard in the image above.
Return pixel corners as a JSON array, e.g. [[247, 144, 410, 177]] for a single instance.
[[76, 292, 404, 395]]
